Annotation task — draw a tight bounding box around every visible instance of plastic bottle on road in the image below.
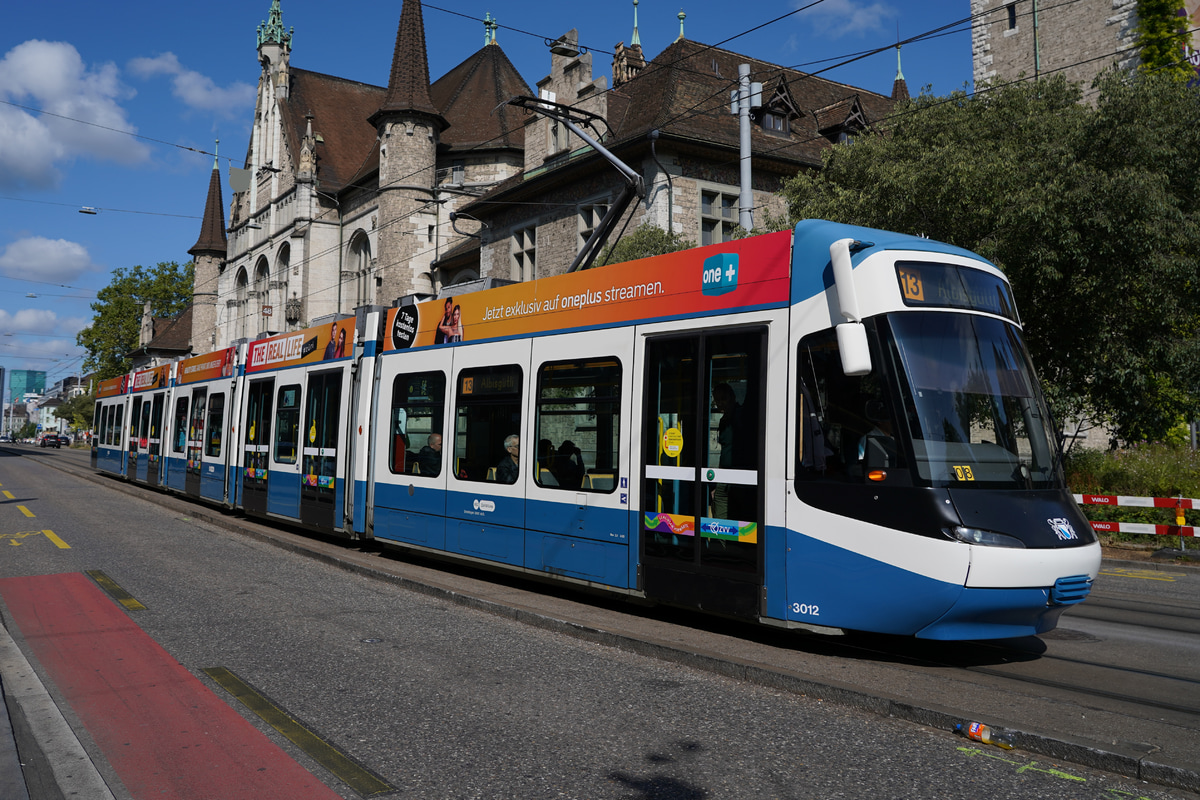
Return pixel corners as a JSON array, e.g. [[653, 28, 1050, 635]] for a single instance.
[[956, 721, 1015, 749]]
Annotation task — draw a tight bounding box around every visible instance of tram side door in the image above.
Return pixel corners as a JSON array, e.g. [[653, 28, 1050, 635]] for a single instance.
[[268, 381, 303, 519], [185, 388, 207, 497], [640, 328, 766, 620], [126, 396, 142, 480], [300, 369, 343, 531], [146, 392, 165, 488], [242, 379, 273, 515]]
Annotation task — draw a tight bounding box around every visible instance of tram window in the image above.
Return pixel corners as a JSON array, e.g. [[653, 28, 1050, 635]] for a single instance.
[[390, 372, 445, 476], [113, 406, 123, 446], [139, 401, 152, 446], [796, 326, 904, 482], [535, 358, 620, 491], [205, 393, 225, 457], [172, 397, 188, 453], [93, 403, 101, 442], [274, 384, 301, 464], [454, 365, 522, 483], [100, 406, 111, 445]]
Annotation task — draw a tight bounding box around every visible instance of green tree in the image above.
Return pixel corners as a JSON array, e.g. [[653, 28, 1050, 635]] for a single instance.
[[53, 391, 95, 430], [596, 224, 694, 267], [777, 71, 1200, 444], [1136, 0, 1195, 80], [77, 261, 194, 379]]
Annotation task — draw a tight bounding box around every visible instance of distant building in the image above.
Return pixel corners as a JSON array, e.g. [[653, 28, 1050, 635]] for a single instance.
[[191, 0, 909, 350], [10, 369, 46, 401]]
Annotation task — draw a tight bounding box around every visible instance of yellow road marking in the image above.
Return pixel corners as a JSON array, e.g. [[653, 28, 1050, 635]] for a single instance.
[[16, 506, 34, 518], [204, 667, 394, 796], [42, 530, 70, 549], [2, 490, 13, 499], [1, 530, 70, 548], [1099, 567, 1183, 582], [85, 570, 146, 611]]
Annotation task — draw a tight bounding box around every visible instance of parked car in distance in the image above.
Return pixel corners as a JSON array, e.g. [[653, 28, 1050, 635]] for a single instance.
[[57, 435, 71, 446], [38, 434, 60, 449]]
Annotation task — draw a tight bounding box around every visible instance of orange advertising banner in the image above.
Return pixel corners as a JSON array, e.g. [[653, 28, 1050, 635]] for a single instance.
[[383, 231, 793, 351], [246, 318, 353, 373], [130, 364, 171, 393], [96, 375, 128, 399], [176, 347, 236, 385]]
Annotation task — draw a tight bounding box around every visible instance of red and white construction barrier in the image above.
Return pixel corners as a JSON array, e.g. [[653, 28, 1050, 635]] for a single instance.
[[1073, 494, 1198, 537]]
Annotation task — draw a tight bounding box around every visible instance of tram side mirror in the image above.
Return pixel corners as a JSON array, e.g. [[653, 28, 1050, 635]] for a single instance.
[[836, 322, 872, 376]]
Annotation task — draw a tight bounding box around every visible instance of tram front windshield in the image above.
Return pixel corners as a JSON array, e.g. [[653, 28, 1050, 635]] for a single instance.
[[885, 312, 1059, 490]]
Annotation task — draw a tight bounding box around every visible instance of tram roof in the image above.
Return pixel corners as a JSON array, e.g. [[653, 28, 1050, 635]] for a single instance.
[[792, 219, 996, 272]]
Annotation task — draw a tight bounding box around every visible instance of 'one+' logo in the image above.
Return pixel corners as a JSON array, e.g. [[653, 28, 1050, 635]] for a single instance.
[[702, 253, 738, 296]]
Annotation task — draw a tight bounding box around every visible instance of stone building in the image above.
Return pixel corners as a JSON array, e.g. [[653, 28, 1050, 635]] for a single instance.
[[191, 0, 908, 351], [969, 0, 1199, 100]]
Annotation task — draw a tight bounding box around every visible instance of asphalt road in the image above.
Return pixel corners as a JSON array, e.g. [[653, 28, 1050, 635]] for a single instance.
[[2, 443, 1198, 799]]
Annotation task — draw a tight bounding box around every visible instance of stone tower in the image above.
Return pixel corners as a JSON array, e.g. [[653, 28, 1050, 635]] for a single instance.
[[369, 0, 448, 302], [189, 150, 227, 353]]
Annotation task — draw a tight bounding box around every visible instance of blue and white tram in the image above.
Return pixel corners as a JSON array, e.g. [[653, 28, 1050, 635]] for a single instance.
[[93, 219, 1099, 640], [359, 219, 1099, 639]]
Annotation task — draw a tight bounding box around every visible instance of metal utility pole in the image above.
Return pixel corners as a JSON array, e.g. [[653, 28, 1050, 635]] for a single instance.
[[733, 65, 761, 232]]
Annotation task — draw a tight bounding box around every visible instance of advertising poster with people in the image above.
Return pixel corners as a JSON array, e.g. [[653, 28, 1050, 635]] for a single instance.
[[246, 318, 352, 374], [130, 364, 171, 393], [176, 347, 236, 385], [383, 231, 792, 352]]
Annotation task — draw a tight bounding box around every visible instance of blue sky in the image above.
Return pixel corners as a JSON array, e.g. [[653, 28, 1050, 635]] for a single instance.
[[0, 0, 974, 394]]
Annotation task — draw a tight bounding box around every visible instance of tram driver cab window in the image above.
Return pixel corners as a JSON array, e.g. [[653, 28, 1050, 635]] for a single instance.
[[796, 326, 905, 483]]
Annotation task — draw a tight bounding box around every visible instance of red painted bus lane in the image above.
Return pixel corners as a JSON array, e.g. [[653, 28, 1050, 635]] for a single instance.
[[0, 572, 342, 800]]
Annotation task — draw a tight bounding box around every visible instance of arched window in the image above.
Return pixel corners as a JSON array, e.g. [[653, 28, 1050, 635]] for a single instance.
[[234, 267, 249, 341], [274, 244, 290, 328], [349, 231, 373, 310], [254, 257, 270, 332]]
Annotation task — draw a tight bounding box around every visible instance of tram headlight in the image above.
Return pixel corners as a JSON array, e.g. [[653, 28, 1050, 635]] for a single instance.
[[946, 526, 1026, 548]]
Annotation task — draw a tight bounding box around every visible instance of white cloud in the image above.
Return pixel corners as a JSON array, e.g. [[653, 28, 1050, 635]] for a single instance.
[[0, 40, 149, 190], [128, 52, 255, 117], [799, 0, 898, 38], [0, 237, 97, 283], [0, 308, 66, 336]]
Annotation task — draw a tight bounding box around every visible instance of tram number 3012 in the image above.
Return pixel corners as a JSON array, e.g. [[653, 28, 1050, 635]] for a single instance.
[[790, 603, 820, 616]]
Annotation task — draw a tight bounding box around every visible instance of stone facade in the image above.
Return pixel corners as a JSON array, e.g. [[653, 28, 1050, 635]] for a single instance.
[[971, 0, 1139, 100], [192, 0, 902, 351]]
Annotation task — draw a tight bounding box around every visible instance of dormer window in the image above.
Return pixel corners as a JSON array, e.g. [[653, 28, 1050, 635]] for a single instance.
[[757, 75, 800, 138], [762, 111, 789, 135]]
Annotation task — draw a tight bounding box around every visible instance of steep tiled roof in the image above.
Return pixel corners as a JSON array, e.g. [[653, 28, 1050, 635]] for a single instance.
[[608, 38, 895, 167], [149, 306, 193, 353], [282, 69, 384, 192], [431, 44, 531, 151], [188, 163, 227, 256], [372, 0, 444, 123]]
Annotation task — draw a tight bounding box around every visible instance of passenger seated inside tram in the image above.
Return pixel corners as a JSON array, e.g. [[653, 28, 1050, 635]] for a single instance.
[[856, 399, 898, 469], [495, 434, 520, 484]]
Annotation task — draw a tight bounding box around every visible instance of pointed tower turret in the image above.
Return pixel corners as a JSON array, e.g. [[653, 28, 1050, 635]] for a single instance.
[[891, 44, 910, 103], [613, 0, 646, 87], [370, 0, 449, 302], [190, 145, 227, 351], [257, 0, 293, 97]]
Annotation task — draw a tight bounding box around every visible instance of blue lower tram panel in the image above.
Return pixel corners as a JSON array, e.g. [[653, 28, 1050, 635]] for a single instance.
[[373, 505, 633, 589]]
